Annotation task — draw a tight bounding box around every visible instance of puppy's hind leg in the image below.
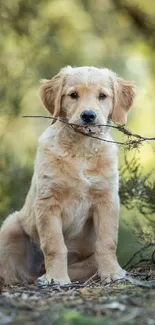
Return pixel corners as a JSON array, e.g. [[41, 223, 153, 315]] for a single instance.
[[0, 212, 43, 284]]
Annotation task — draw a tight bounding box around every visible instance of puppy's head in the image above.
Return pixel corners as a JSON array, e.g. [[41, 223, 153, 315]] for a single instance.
[[40, 66, 136, 133]]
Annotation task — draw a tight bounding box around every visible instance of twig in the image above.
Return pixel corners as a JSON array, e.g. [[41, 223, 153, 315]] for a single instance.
[[84, 272, 99, 286], [36, 281, 85, 290], [123, 243, 155, 269], [152, 250, 155, 264], [102, 274, 155, 288], [125, 275, 155, 288], [22, 115, 155, 147]]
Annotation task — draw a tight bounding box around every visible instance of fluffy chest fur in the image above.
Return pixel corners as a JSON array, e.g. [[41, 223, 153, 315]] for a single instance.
[[36, 125, 118, 237]]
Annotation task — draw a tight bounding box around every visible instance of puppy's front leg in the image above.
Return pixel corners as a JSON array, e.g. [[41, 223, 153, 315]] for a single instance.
[[35, 198, 70, 285], [93, 194, 126, 283]]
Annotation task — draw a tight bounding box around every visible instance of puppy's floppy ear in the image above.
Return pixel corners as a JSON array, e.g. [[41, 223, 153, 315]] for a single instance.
[[40, 72, 66, 122], [111, 75, 136, 125]]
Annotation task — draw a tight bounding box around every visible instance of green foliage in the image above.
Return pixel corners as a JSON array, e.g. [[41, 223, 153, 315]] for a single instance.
[[120, 154, 155, 244], [58, 310, 106, 325], [120, 155, 155, 215], [0, 143, 32, 218]]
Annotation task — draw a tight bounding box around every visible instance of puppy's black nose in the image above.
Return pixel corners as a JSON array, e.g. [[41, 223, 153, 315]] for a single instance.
[[80, 110, 96, 123]]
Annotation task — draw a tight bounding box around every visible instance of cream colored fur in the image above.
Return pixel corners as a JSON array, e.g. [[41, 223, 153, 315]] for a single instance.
[[0, 66, 135, 285]]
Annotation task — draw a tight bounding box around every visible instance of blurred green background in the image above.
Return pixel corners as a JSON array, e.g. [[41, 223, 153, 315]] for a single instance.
[[0, 0, 155, 266]]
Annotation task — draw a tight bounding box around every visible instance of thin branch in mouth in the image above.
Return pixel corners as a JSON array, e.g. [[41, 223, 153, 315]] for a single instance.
[[73, 125, 93, 134], [22, 115, 155, 148]]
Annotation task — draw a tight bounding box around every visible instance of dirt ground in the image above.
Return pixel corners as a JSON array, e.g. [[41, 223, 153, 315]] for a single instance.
[[0, 263, 155, 325]]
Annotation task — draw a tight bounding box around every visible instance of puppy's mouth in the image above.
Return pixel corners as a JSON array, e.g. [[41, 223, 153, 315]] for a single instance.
[[72, 123, 102, 135], [61, 117, 106, 135]]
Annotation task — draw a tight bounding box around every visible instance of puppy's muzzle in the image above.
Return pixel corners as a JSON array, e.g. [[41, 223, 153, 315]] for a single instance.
[[80, 110, 96, 124]]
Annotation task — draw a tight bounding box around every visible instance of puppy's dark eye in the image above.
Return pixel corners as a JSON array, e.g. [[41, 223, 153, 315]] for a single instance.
[[99, 92, 107, 100], [69, 92, 78, 99]]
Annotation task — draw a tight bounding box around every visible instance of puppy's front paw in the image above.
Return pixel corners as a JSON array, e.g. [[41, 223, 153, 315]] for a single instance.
[[101, 268, 127, 284], [36, 273, 71, 286]]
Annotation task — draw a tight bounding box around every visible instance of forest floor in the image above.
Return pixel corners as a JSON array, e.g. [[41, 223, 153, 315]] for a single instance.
[[0, 263, 155, 325]]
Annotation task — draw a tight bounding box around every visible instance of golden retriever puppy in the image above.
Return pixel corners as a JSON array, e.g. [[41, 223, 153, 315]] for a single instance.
[[0, 66, 135, 285]]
